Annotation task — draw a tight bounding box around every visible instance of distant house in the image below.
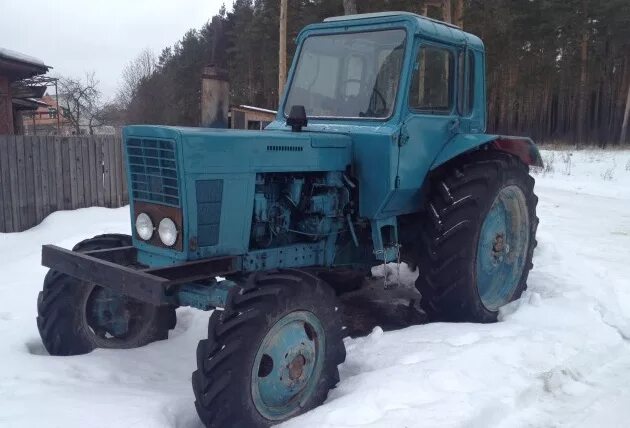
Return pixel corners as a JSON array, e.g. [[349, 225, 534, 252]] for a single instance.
[[0, 48, 50, 134], [21, 94, 72, 135], [230, 105, 277, 130]]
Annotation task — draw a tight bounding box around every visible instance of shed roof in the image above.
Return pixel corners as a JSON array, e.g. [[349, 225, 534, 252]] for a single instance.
[[0, 48, 50, 82], [234, 105, 277, 115]]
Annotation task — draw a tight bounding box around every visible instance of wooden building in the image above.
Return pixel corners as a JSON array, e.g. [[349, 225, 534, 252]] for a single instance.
[[0, 48, 50, 134], [230, 105, 277, 130]]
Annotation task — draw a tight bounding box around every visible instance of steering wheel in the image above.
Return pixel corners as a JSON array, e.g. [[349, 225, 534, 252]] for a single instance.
[[367, 86, 387, 116], [341, 79, 388, 117]]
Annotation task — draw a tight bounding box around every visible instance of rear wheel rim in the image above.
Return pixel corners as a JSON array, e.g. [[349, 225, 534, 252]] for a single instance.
[[251, 311, 326, 421], [476, 185, 530, 311]]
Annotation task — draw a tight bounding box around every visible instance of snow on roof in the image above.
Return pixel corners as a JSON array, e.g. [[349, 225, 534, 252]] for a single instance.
[[237, 105, 277, 115], [26, 98, 51, 107], [0, 48, 47, 68]]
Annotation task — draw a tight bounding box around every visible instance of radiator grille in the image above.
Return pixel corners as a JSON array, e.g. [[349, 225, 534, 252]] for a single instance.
[[126, 138, 179, 206]]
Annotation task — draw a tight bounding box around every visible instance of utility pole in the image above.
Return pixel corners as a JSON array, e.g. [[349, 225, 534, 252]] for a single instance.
[[278, 0, 288, 105], [343, 0, 357, 15], [424, 0, 452, 23], [442, 0, 452, 23], [453, 0, 464, 27]]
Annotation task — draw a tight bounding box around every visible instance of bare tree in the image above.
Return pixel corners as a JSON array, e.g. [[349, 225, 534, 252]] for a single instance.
[[58, 72, 102, 135], [343, 0, 357, 15], [117, 48, 156, 108]]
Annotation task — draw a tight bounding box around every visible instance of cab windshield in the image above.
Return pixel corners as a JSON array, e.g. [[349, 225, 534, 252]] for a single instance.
[[284, 29, 406, 119]]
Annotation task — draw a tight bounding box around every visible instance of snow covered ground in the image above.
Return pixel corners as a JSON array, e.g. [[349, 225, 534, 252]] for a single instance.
[[0, 149, 629, 427]]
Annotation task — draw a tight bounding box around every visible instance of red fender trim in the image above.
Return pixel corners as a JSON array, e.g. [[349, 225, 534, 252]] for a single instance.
[[490, 136, 543, 167]]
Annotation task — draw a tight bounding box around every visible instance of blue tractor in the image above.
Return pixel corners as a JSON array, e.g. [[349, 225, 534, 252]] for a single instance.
[[37, 12, 541, 427]]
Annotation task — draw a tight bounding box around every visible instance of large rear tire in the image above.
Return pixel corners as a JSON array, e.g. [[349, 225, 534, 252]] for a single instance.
[[415, 151, 538, 323], [36, 234, 176, 356], [192, 270, 346, 428]]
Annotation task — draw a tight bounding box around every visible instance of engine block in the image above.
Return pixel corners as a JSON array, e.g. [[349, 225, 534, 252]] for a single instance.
[[250, 172, 350, 249]]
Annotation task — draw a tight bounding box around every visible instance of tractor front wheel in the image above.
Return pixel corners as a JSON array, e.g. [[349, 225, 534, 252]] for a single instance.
[[415, 151, 538, 323], [36, 234, 176, 356], [192, 270, 346, 428]]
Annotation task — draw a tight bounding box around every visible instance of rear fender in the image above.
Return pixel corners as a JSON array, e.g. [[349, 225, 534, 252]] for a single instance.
[[430, 134, 543, 170]]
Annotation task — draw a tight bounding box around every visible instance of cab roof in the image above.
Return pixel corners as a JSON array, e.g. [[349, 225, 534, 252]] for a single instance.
[[300, 11, 483, 50]]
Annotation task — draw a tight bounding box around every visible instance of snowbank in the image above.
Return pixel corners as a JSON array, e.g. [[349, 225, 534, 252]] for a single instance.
[[0, 150, 629, 427]]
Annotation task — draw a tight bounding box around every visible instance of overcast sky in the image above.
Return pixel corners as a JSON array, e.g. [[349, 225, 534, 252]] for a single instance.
[[0, 0, 226, 100]]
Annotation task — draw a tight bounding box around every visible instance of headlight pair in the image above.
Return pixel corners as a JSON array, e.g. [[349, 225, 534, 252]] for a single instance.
[[135, 213, 178, 247]]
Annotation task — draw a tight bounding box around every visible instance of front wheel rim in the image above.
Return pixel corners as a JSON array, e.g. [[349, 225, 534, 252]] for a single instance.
[[251, 311, 326, 421], [83, 285, 152, 346], [476, 185, 530, 311]]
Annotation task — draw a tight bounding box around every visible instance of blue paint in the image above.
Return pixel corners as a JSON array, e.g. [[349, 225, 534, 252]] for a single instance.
[[175, 280, 237, 310], [475, 186, 530, 311], [251, 311, 325, 420], [122, 12, 540, 279]]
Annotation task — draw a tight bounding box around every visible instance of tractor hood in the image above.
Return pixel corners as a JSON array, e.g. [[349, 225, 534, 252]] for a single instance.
[[123, 125, 352, 174]]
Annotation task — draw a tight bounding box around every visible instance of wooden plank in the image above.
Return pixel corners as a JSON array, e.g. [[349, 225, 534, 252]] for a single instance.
[[16, 136, 29, 230], [87, 137, 98, 206], [82, 137, 92, 207], [61, 137, 72, 210], [0, 136, 8, 232], [102, 137, 112, 207], [75, 137, 85, 208], [47, 136, 58, 212], [114, 135, 123, 206], [68, 137, 78, 209], [107, 137, 117, 208], [25, 137, 38, 228], [7, 135, 20, 230], [39, 136, 51, 222], [53, 137, 64, 211], [120, 137, 129, 204], [95, 136, 105, 206], [31, 136, 43, 223]]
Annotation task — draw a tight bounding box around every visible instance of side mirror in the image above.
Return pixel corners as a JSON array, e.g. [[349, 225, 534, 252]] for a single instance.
[[287, 105, 308, 132]]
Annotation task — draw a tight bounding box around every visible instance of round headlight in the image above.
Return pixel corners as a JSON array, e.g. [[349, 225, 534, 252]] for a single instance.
[[158, 217, 178, 247], [135, 213, 153, 240]]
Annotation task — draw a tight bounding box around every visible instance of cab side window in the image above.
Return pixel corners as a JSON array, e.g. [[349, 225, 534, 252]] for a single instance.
[[409, 45, 453, 113]]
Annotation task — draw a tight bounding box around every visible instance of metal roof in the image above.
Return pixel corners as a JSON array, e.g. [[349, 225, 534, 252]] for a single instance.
[[324, 11, 460, 30], [0, 48, 47, 68], [311, 11, 484, 50], [0, 48, 50, 82]]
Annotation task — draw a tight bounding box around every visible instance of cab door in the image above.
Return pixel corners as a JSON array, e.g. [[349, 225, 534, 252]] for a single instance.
[[382, 40, 462, 215]]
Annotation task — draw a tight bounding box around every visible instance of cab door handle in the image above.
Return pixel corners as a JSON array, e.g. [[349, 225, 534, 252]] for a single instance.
[[448, 118, 461, 133]]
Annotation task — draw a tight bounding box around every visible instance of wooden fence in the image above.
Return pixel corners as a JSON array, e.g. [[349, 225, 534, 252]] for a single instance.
[[0, 135, 128, 233]]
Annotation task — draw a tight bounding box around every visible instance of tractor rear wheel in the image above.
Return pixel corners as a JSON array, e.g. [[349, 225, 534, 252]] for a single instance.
[[36, 234, 176, 356], [415, 151, 538, 322], [192, 270, 346, 428]]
